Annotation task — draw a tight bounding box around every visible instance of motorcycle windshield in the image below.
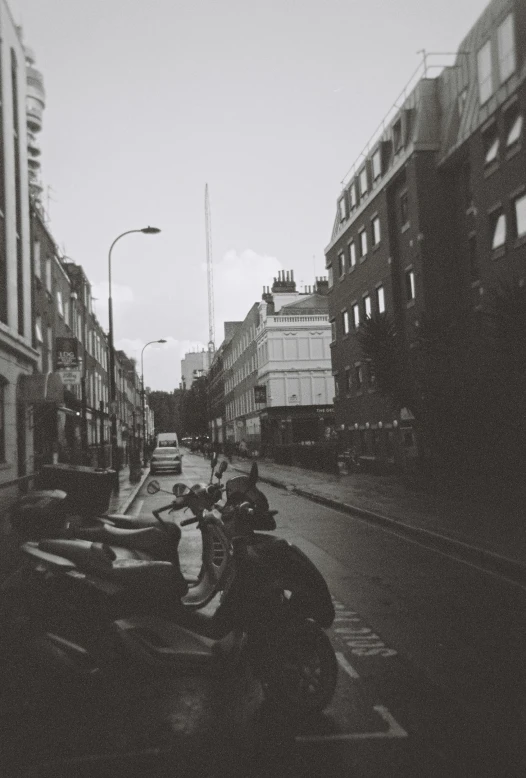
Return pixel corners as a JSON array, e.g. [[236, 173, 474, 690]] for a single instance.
[[225, 475, 269, 511]]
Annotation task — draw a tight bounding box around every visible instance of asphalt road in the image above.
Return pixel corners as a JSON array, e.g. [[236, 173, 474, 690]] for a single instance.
[[135, 453, 526, 777]]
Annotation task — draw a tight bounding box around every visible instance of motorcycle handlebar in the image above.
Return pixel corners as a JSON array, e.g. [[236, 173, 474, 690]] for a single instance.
[[180, 516, 198, 527]]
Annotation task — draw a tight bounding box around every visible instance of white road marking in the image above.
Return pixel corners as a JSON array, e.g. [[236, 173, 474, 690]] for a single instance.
[[336, 652, 360, 679], [332, 598, 398, 658], [296, 705, 408, 742], [133, 499, 144, 517]]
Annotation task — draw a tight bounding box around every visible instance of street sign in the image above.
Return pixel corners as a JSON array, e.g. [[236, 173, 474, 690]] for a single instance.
[[60, 369, 81, 385], [254, 385, 267, 404]]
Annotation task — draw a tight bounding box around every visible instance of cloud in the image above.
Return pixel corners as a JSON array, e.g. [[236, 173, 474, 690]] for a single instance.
[[91, 282, 135, 329], [211, 249, 282, 341]]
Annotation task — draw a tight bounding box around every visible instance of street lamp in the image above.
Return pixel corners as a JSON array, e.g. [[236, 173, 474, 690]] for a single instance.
[[108, 227, 161, 478], [141, 339, 167, 466]]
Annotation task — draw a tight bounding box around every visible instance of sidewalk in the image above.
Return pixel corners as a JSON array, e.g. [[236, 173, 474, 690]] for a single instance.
[[107, 465, 150, 514], [229, 456, 526, 577]]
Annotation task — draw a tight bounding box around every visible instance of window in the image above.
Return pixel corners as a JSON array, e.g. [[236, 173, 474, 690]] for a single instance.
[[352, 303, 360, 329], [349, 182, 356, 210], [64, 299, 70, 327], [477, 40, 493, 104], [468, 234, 480, 282], [349, 240, 356, 268], [393, 119, 402, 151], [330, 319, 336, 342], [328, 265, 334, 288], [334, 373, 340, 398], [344, 368, 352, 394], [359, 228, 367, 258], [342, 309, 350, 335], [56, 290, 64, 317], [376, 285, 385, 314], [368, 362, 377, 389], [338, 197, 346, 222], [33, 240, 41, 278], [363, 295, 371, 319], [483, 125, 499, 165], [400, 191, 409, 225], [513, 193, 526, 239], [0, 381, 5, 462], [359, 167, 368, 197], [372, 149, 381, 181], [490, 211, 506, 250], [35, 315, 43, 343], [462, 162, 473, 208], [354, 364, 363, 391], [45, 257, 52, 292], [458, 89, 467, 115], [405, 269, 415, 302], [371, 216, 381, 246], [506, 110, 522, 147], [497, 14, 515, 83], [47, 326, 53, 365], [338, 252, 345, 277]]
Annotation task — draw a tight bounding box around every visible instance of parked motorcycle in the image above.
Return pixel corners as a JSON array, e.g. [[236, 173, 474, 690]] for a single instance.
[[1, 461, 337, 719]]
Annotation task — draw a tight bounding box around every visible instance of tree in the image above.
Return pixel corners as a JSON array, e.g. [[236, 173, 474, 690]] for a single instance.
[[356, 313, 415, 414], [148, 390, 182, 433], [180, 376, 208, 437]]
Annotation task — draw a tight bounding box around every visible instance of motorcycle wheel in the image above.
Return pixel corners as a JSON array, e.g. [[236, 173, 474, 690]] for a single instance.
[[263, 619, 337, 719]]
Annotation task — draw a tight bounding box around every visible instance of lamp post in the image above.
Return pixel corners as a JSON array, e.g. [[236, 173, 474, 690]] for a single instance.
[[141, 339, 166, 466], [108, 227, 161, 478]]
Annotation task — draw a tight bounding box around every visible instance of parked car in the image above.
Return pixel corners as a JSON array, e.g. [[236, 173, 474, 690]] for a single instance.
[[156, 432, 179, 449], [149, 446, 182, 475]]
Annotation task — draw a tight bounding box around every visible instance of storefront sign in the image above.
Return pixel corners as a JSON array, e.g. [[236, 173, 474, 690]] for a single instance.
[[55, 337, 80, 370], [254, 385, 267, 404], [60, 369, 81, 385]]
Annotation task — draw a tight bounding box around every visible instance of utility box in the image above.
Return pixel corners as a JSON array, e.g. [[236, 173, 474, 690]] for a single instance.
[[38, 464, 116, 517]]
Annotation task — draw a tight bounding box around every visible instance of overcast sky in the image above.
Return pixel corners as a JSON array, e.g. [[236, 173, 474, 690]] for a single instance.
[[10, 0, 486, 389]]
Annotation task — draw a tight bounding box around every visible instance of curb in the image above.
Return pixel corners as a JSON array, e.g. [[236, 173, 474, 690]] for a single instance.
[[117, 469, 151, 514], [232, 464, 526, 584]]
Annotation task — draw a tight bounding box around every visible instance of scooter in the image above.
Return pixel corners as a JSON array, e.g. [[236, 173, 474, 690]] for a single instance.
[[7, 457, 229, 565], [1, 463, 337, 719]]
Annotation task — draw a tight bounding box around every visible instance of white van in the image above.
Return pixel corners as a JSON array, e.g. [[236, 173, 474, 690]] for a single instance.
[[156, 432, 179, 449]]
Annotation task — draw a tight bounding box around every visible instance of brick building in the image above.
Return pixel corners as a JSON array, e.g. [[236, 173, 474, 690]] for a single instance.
[[325, 0, 526, 469], [224, 305, 260, 446], [207, 322, 239, 449]]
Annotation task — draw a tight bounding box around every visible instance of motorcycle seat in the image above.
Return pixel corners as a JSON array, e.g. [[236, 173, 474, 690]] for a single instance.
[[70, 524, 164, 551], [37, 539, 184, 590]]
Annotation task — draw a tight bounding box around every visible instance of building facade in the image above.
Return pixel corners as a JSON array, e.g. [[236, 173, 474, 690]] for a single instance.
[[180, 349, 210, 390], [210, 272, 335, 454], [0, 7, 38, 493], [256, 272, 334, 451], [224, 305, 260, 446], [325, 0, 526, 468]]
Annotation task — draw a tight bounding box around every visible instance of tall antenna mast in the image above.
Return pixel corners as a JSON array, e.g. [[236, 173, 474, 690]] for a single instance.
[[205, 183, 215, 357]]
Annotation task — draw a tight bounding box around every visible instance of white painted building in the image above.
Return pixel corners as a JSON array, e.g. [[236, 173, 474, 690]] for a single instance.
[[255, 272, 335, 448], [180, 348, 210, 389]]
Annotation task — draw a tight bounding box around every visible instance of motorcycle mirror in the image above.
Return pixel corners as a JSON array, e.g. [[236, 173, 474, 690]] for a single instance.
[[217, 460, 228, 476], [147, 480, 161, 495], [172, 483, 190, 496]]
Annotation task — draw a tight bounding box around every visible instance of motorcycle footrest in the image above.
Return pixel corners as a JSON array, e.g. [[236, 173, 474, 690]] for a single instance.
[[120, 626, 216, 671]]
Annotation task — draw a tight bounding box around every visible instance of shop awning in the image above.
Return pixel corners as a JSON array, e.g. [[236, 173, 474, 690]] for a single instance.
[[17, 372, 64, 405]]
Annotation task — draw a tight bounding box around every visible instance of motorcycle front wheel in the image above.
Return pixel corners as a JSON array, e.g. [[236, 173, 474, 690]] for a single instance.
[[263, 619, 337, 719]]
